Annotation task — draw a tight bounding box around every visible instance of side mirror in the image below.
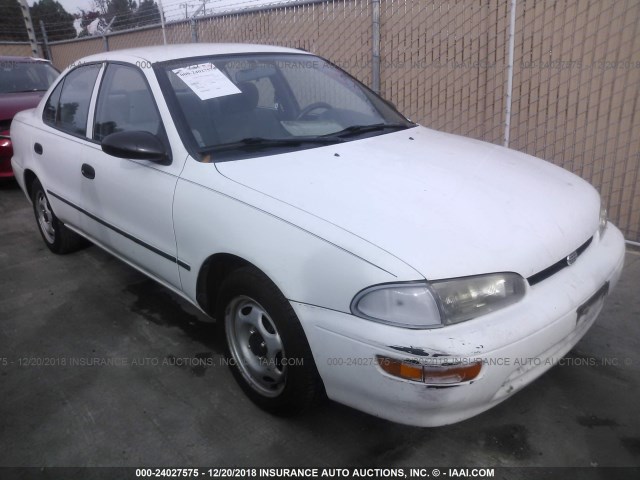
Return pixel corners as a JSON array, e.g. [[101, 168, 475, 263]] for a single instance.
[[101, 131, 170, 164]]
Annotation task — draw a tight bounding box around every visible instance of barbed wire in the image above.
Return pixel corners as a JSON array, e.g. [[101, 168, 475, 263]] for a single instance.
[[16, 0, 309, 40], [160, 0, 304, 20], [0, 0, 307, 41]]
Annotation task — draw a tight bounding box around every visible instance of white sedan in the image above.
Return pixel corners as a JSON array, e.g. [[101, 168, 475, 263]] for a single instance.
[[10, 44, 625, 427]]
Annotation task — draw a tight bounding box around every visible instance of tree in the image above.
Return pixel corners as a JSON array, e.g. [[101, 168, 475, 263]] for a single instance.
[[76, 10, 105, 37], [107, 0, 137, 31], [92, 0, 109, 16], [135, 0, 161, 28], [0, 0, 28, 41], [31, 0, 75, 41], [86, 0, 160, 33]]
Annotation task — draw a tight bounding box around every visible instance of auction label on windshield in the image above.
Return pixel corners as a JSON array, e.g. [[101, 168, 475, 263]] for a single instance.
[[172, 62, 241, 100]]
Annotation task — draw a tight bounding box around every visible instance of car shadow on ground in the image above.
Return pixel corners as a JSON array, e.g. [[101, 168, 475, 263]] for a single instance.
[[0, 177, 19, 190]]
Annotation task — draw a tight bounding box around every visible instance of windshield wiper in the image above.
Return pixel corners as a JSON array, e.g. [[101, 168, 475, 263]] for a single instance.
[[203, 136, 344, 153], [324, 122, 415, 139]]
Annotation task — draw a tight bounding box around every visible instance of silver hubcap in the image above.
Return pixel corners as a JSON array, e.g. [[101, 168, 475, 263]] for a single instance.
[[225, 295, 286, 397], [36, 191, 55, 244]]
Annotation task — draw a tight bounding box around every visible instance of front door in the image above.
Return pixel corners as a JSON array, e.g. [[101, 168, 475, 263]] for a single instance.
[[80, 62, 182, 289]]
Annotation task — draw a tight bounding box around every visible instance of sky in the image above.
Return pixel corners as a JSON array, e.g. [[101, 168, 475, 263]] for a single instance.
[[31, 0, 92, 15], [62, 0, 90, 13]]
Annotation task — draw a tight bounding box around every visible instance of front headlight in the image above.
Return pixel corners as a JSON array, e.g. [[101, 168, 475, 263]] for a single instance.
[[351, 282, 441, 328], [599, 203, 608, 238], [430, 273, 526, 325], [351, 273, 526, 328]]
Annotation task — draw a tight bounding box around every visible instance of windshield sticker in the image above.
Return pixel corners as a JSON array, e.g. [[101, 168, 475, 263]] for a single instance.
[[171, 62, 241, 100]]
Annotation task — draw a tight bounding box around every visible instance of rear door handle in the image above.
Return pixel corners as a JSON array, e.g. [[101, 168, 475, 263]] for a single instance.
[[81, 163, 95, 180], [34, 143, 43, 155]]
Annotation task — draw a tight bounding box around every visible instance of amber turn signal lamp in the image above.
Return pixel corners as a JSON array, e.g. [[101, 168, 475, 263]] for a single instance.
[[376, 355, 482, 385]]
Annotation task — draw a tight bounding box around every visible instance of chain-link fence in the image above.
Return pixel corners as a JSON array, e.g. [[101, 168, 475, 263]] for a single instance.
[[510, 0, 640, 243], [0, 41, 37, 57], [1, 0, 639, 242]]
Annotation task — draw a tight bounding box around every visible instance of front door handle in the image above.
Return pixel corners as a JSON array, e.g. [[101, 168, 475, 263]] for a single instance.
[[34, 143, 43, 155], [81, 163, 95, 180]]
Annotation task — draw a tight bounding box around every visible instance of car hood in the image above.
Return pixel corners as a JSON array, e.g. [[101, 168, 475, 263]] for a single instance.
[[215, 126, 600, 280], [0, 91, 45, 123]]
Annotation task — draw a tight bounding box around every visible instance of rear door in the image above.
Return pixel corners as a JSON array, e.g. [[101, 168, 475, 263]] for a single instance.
[[34, 64, 102, 229]]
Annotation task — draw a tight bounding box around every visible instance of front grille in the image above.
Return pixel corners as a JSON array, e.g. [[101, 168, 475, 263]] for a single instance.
[[527, 237, 593, 286]]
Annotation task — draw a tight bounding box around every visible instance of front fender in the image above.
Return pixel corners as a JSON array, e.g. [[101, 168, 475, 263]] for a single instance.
[[173, 159, 422, 312]]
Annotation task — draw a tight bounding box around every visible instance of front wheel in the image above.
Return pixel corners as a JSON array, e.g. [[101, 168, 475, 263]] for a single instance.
[[218, 266, 324, 415], [31, 178, 87, 254]]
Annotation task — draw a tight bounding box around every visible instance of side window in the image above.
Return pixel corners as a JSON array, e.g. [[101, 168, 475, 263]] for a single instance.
[[93, 64, 162, 142], [43, 80, 63, 126], [55, 65, 101, 136]]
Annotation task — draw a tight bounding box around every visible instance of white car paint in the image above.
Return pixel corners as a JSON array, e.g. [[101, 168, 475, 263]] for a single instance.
[[10, 44, 626, 426], [215, 126, 601, 280]]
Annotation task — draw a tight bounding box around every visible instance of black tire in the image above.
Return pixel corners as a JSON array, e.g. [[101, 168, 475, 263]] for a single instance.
[[217, 266, 324, 415], [31, 178, 87, 254]]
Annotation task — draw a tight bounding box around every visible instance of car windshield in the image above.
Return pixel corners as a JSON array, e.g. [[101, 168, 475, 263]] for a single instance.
[[0, 60, 59, 94], [157, 53, 414, 160]]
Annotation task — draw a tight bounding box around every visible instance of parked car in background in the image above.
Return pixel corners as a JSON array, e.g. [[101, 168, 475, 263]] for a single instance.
[[0, 56, 59, 178], [10, 44, 626, 426]]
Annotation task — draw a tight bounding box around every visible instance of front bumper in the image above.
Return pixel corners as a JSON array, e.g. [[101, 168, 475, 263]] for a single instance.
[[293, 224, 626, 427]]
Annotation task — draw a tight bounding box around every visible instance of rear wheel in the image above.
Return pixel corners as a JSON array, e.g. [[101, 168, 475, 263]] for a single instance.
[[218, 266, 324, 415], [31, 178, 87, 254]]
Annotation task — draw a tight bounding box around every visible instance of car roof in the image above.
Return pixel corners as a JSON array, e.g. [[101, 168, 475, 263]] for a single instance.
[[0, 55, 52, 63], [77, 43, 311, 66]]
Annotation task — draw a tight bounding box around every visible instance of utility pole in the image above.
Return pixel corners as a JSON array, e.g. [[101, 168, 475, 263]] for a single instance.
[[180, 2, 190, 20], [39, 20, 51, 61], [200, 0, 209, 16], [157, 0, 168, 45], [190, 4, 205, 42], [504, 0, 517, 147], [372, 0, 380, 94], [18, 0, 39, 58]]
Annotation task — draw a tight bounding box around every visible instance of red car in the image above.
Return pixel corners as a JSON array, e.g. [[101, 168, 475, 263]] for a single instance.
[[1, 56, 58, 178]]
